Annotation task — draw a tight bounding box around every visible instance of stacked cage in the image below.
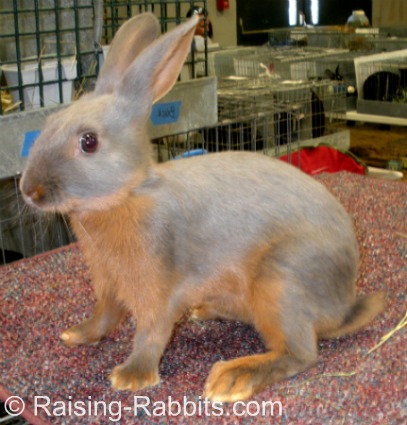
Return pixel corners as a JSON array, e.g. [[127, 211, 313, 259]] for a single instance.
[[288, 51, 366, 111], [232, 46, 349, 80], [302, 27, 407, 53], [155, 76, 348, 162], [267, 28, 308, 47], [305, 28, 359, 50], [206, 46, 257, 78]]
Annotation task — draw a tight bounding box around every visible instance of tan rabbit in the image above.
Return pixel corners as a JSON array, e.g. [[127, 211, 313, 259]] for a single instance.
[[20, 13, 385, 402]]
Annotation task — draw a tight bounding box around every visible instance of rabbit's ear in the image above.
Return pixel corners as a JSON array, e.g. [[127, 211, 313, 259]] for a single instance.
[[95, 13, 160, 95], [116, 15, 199, 105]]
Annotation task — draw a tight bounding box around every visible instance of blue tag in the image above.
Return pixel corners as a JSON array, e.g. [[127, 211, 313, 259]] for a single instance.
[[21, 130, 41, 157], [174, 148, 208, 160], [150, 101, 181, 125]]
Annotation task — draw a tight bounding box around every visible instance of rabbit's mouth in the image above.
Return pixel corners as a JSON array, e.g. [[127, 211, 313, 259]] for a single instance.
[[21, 184, 135, 217], [20, 181, 76, 214]]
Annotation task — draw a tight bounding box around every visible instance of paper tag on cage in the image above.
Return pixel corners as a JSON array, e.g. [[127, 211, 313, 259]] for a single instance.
[[150, 101, 181, 125], [21, 130, 41, 157]]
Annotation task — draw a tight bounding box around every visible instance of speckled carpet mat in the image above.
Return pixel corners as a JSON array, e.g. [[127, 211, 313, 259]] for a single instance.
[[1, 173, 406, 425]]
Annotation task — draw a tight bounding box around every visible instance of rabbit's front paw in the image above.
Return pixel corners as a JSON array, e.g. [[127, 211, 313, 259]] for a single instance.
[[109, 364, 160, 392], [190, 306, 214, 321], [190, 304, 223, 321], [204, 359, 257, 402], [60, 325, 102, 347]]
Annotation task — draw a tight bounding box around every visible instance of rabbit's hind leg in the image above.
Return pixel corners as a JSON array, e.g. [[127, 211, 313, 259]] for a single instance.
[[204, 347, 317, 402], [204, 276, 318, 402]]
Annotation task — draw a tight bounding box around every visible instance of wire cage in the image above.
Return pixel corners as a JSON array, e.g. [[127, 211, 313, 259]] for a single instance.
[[267, 27, 348, 50], [343, 32, 407, 53], [267, 28, 308, 48], [153, 76, 348, 162], [206, 46, 256, 78], [298, 52, 361, 82], [220, 77, 348, 149], [0, 0, 209, 114], [232, 46, 349, 80], [305, 28, 355, 49], [287, 51, 364, 110], [0, 0, 95, 113], [303, 27, 407, 53]]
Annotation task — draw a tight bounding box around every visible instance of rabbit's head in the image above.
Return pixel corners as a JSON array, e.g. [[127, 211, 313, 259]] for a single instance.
[[20, 13, 198, 213]]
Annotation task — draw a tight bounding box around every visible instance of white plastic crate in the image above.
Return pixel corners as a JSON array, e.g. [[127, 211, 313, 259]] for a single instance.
[[354, 49, 407, 117], [2, 56, 77, 109]]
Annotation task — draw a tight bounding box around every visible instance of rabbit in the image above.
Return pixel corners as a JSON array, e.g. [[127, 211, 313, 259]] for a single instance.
[[20, 13, 385, 403], [324, 65, 344, 82]]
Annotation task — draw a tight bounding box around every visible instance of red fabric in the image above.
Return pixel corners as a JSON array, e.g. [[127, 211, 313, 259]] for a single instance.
[[280, 146, 366, 176]]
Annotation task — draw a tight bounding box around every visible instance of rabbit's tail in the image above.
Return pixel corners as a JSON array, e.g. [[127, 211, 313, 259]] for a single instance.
[[321, 292, 386, 339]]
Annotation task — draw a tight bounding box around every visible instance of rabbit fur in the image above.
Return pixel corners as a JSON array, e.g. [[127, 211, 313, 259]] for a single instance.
[[20, 13, 385, 402]]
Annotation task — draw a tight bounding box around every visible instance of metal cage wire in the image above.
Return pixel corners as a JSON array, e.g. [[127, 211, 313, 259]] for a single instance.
[[0, 0, 209, 114], [153, 76, 347, 162]]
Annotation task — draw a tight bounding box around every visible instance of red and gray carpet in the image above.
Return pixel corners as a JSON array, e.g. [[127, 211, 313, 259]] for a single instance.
[[1, 172, 406, 424]]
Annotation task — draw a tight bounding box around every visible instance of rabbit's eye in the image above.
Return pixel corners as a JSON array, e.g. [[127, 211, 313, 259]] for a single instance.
[[80, 133, 98, 154]]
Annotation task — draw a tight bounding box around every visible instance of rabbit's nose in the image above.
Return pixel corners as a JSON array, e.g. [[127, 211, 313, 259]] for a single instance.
[[24, 184, 46, 204]]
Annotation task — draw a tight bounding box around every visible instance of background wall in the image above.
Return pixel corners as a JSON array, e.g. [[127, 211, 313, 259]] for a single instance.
[[207, 0, 406, 48], [317, 0, 372, 25], [131, 0, 407, 47], [206, 1, 237, 47], [372, 0, 407, 27], [236, 0, 289, 45]]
